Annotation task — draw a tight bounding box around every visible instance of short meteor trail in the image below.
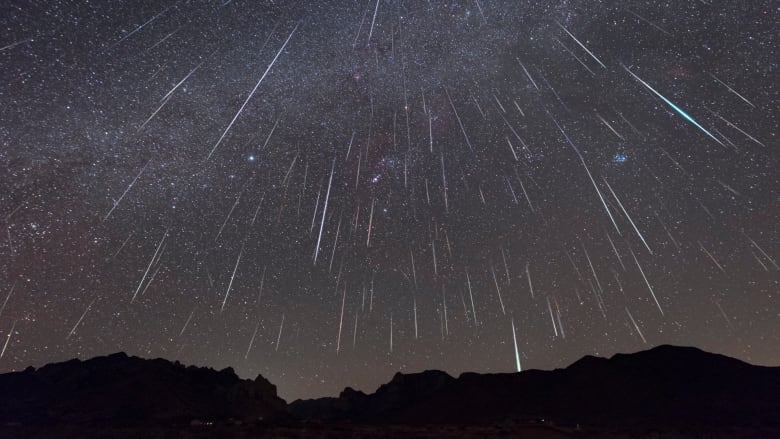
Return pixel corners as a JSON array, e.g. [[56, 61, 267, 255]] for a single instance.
[[104, 3, 177, 53], [0, 320, 16, 359], [626, 306, 647, 343], [221, 243, 245, 312], [708, 73, 755, 108], [556, 21, 606, 68], [629, 247, 664, 316], [132, 228, 168, 303], [623, 65, 723, 145], [104, 159, 151, 221], [276, 314, 284, 351], [367, 0, 380, 44], [511, 318, 522, 372], [246, 319, 260, 359], [314, 158, 336, 264], [67, 297, 97, 339], [0, 280, 16, 318], [445, 87, 474, 152], [603, 177, 653, 255]]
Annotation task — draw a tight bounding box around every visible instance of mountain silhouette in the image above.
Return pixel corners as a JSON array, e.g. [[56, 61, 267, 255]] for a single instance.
[[0, 352, 285, 425], [290, 345, 780, 428], [1, 345, 778, 437]]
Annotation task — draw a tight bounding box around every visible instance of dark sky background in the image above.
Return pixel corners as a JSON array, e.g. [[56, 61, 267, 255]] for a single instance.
[[0, 0, 777, 401]]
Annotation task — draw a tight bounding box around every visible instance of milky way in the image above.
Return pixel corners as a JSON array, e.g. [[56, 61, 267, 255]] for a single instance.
[[0, 0, 777, 400]]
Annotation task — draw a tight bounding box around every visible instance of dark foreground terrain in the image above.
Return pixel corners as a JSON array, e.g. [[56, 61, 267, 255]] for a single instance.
[[1, 345, 779, 438]]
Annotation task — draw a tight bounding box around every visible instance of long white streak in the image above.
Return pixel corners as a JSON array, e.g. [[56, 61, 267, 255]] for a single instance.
[[714, 300, 734, 330], [582, 244, 604, 294], [603, 178, 652, 255], [466, 270, 478, 326], [556, 21, 606, 68], [353, 0, 370, 48], [506, 177, 519, 204], [517, 59, 539, 89], [389, 313, 393, 353], [431, 236, 438, 276], [655, 212, 681, 251], [257, 266, 266, 302], [314, 159, 336, 264], [221, 243, 245, 312], [626, 9, 672, 36], [549, 116, 621, 235], [281, 152, 299, 187], [500, 247, 511, 284], [345, 131, 355, 159], [743, 232, 779, 270], [337, 285, 346, 353], [366, 198, 375, 247], [0, 320, 16, 358], [0, 38, 33, 52], [410, 248, 418, 288], [497, 109, 529, 149], [547, 296, 558, 337], [709, 73, 755, 108], [518, 178, 534, 212], [429, 115, 434, 153], [441, 153, 449, 212], [310, 183, 322, 235], [554, 297, 565, 339], [105, 4, 176, 52], [261, 117, 281, 150], [442, 286, 449, 336], [160, 62, 204, 102], [490, 264, 506, 314], [553, 37, 596, 76], [444, 87, 474, 152], [506, 137, 519, 161], [466, 1, 484, 22], [207, 24, 298, 159], [526, 263, 534, 299], [113, 233, 133, 258], [706, 108, 765, 147], [179, 308, 195, 337], [67, 297, 96, 339], [367, 0, 380, 44], [140, 265, 162, 297], [104, 160, 151, 221], [0, 280, 16, 318], [630, 247, 664, 315], [353, 312, 359, 347], [132, 228, 168, 303], [216, 190, 243, 241], [596, 113, 624, 140], [625, 307, 647, 343], [413, 296, 418, 339], [605, 231, 626, 271], [246, 319, 260, 359], [511, 318, 522, 372], [329, 213, 342, 272], [139, 93, 174, 130], [251, 193, 266, 226], [276, 314, 284, 351], [623, 66, 723, 145], [699, 242, 726, 273]]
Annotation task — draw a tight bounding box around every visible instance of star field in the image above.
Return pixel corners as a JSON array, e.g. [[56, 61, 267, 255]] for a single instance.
[[0, 0, 777, 401]]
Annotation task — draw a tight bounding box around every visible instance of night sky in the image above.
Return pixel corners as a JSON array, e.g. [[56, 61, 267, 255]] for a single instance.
[[0, 0, 777, 401]]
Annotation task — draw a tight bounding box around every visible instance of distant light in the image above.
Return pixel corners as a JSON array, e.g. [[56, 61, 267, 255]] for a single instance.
[[247, 155, 256, 162], [613, 153, 627, 163]]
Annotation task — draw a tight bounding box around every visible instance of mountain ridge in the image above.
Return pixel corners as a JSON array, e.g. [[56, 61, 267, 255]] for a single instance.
[[1, 344, 778, 431]]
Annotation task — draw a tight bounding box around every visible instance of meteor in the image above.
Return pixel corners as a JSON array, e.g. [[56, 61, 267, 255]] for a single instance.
[[623, 65, 723, 145]]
